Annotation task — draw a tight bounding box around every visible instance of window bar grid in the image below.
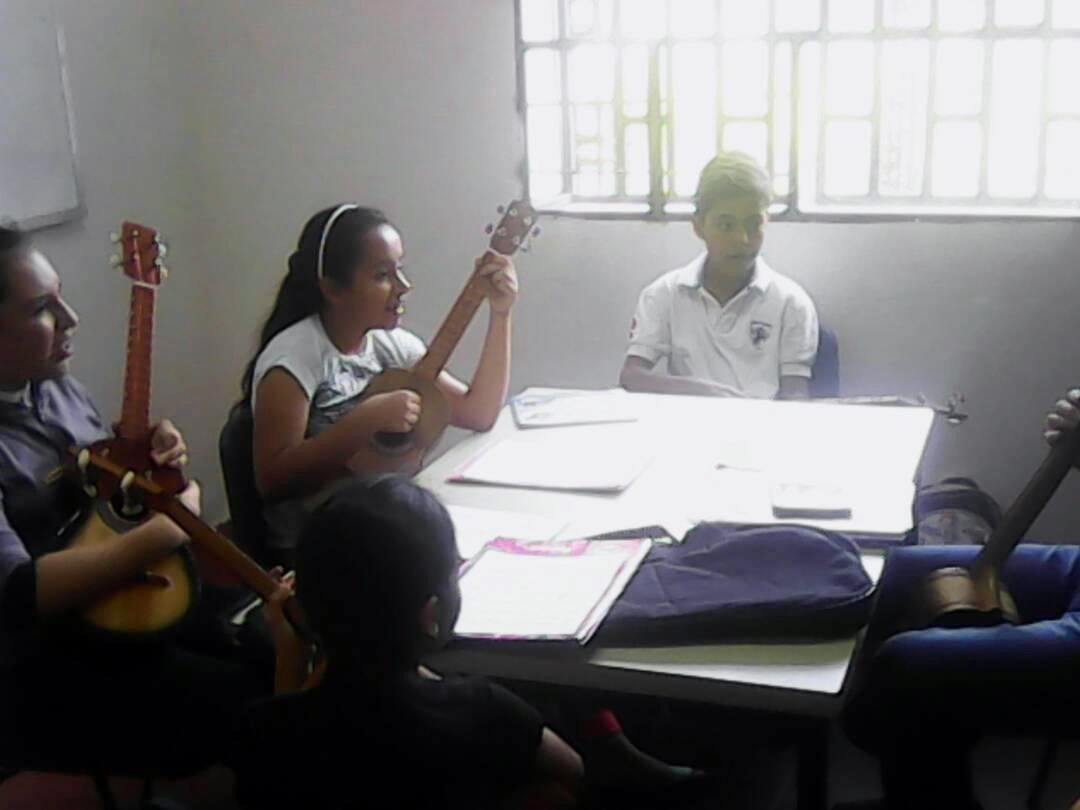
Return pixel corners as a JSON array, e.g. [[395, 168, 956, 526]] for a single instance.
[[614, 44, 627, 197], [516, 0, 1080, 217], [787, 41, 801, 213], [514, 0, 532, 202], [868, 38, 882, 199], [1036, 13, 1053, 199], [816, 36, 828, 200], [766, 37, 777, 200], [976, 13, 995, 200], [647, 40, 665, 214], [663, 43, 677, 210], [559, 0, 573, 198]]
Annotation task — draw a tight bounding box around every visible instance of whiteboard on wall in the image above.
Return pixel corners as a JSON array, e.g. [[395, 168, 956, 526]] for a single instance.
[[0, 2, 81, 229]]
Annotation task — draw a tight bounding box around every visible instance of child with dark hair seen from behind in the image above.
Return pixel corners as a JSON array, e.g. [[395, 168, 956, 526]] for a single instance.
[[234, 476, 742, 810]]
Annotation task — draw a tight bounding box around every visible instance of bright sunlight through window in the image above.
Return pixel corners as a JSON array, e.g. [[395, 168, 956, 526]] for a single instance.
[[517, 0, 1080, 218]]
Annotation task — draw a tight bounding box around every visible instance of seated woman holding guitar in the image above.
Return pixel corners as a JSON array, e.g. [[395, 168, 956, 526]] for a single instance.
[[0, 225, 266, 778], [243, 204, 517, 555]]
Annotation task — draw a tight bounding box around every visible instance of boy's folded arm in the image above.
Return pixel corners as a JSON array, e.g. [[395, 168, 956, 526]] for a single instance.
[[620, 355, 742, 398]]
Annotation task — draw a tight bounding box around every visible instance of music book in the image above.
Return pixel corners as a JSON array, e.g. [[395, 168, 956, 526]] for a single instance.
[[448, 425, 649, 493], [510, 387, 640, 429], [445, 504, 565, 559], [454, 537, 651, 643]]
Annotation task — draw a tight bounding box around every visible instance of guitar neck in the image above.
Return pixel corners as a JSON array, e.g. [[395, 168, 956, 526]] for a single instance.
[[162, 499, 312, 637], [412, 275, 488, 380], [117, 284, 155, 439], [973, 427, 1080, 575]]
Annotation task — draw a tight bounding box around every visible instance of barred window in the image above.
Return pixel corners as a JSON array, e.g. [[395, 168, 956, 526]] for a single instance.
[[517, 0, 1080, 218]]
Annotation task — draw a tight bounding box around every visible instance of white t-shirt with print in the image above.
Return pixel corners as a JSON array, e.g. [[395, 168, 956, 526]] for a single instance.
[[251, 315, 426, 413], [249, 314, 427, 548], [626, 255, 819, 400]]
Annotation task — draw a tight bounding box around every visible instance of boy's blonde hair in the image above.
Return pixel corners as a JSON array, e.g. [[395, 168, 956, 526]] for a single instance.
[[693, 152, 773, 216]]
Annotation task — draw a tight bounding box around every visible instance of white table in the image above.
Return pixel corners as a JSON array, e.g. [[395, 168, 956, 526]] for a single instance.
[[419, 392, 932, 714]]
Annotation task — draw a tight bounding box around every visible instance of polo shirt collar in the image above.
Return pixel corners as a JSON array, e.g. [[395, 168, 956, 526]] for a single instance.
[[0, 384, 31, 408], [677, 254, 773, 295]]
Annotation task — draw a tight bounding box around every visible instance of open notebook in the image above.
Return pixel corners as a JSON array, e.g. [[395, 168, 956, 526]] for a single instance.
[[454, 537, 651, 643]]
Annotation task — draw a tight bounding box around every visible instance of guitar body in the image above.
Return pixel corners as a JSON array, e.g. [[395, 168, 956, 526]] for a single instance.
[[71, 435, 198, 638], [68, 505, 198, 638], [919, 424, 1080, 629], [362, 368, 452, 458], [924, 566, 1019, 628]]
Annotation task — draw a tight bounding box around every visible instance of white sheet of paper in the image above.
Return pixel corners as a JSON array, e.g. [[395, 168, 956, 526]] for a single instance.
[[446, 504, 565, 559], [770, 480, 853, 517], [455, 547, 637, 639], [512, 387, 639, 428], [450, 425, 650, 492]]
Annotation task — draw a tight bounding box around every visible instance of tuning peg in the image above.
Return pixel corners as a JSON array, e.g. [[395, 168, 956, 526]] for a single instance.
[[520, 244, 530, 254], [110, 255, 123, 267], [156, 241, 168, 257], [109, 232, 120, 244], [532, 227, 541, 237], [158, 267, 169, 280], [484, 223, 494, 234], [497, 205, 505, 214]]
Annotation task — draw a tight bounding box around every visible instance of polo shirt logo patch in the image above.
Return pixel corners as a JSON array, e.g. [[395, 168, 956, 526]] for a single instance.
[[750, 320, 772, 347]]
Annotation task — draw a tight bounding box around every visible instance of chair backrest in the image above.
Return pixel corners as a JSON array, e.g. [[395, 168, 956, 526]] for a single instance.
[[219, 401, 270, 565], [809, 324, 840, 398]]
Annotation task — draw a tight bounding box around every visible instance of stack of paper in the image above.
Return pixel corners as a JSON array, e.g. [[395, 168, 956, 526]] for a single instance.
[[449, 425, 650, 493], [511, 387, 639, 429], [454, 538, 651, 643], [446, 504, 565, 559]]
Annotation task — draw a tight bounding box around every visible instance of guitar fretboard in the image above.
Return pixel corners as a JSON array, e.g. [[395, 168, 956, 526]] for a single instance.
[[117, 284, 155, 439], [413, 276, 488, 381]]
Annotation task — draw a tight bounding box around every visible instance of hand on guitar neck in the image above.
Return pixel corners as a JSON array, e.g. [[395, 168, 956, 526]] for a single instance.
[[1044, 388, 1080, 466]]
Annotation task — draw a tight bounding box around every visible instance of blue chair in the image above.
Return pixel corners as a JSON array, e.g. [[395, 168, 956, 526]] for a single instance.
[[843, 544, 1080, 808], [809, 324, 839, 398]]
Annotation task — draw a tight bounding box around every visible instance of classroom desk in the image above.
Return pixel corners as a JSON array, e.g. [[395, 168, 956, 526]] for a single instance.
[[417, 393, 933, 807], [419, 392, 929, 707]]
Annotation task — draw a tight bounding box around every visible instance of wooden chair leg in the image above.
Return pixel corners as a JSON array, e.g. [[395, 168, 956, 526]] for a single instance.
[[90, 769, 120, 810], [796, 719, 829, 810], [1026, 738, 1059, 810]]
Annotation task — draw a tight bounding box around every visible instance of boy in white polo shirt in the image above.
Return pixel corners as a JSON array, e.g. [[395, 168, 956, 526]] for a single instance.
[[620, 153, 819, 400]]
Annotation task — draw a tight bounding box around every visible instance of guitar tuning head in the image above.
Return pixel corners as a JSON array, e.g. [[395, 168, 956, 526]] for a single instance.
[[110, 255, 123, 268], [484, 223, 494, 235], [532, 226, 541, 238], [496, 205, 506, 214], [109, 232, 120, 244], [158, 267, 169, 280], [156, 241, 168, 257]]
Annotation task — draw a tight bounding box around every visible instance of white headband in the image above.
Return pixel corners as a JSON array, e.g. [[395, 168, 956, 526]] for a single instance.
[[316, 203, 359, 280]]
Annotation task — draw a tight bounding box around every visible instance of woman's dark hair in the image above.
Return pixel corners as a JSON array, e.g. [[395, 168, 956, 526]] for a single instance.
[[0, 224, 31, 306], [240, 205, 392, 399], [296, 476, 459, 670]]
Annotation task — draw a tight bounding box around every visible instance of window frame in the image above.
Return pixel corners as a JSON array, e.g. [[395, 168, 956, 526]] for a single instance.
[[513, 0, 1080, 223]]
